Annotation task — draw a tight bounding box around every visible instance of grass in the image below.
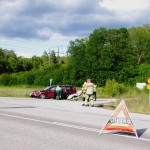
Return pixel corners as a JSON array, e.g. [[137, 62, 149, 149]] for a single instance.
[[103, 87, 150, 114], [116, 87, 150, 114], [0, 85, 149, 114], [91, 86, 150, 114], [0, 85, 43, 98]]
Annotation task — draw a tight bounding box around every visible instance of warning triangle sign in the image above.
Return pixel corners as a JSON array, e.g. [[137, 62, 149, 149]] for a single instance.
[[100, 99, 138, 138]]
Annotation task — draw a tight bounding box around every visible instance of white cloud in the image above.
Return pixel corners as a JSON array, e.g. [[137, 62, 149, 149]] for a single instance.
[[45, 0, 87, 7], [47, 0, 80, 6], [50, 32, 79, 42], [99, 0, 150, 22], [100, 0, 149, 11], [0, 0, 26, 14], [36, 27, 53, 39], [0, 0, 149, 57], [0, 0, 27, 23], [36, 27, 79, 42]]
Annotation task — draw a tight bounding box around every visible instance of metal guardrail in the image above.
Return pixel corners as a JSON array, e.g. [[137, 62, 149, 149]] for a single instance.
[[94, 99, 117, 107]]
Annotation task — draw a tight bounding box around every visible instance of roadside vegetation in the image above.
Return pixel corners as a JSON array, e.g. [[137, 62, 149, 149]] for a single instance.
[[0, 25, 150, 87], [0, 79, 149, 114], [0, 85, 41, 98]]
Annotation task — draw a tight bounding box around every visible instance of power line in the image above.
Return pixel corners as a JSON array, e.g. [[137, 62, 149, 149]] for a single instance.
[[0, 38, 69, 47], [0, 43, 68, 51], [0, 43, 68, 57], [0, 37, 69, 57]]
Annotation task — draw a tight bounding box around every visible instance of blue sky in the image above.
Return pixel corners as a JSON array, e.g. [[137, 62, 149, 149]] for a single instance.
[[0, 0, 149, 57]]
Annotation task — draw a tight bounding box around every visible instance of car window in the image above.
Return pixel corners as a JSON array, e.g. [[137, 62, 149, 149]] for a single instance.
[[60, 86, 66, 90], [50, 87, 56, 91], [66, 86, 74, 90], [43, 86, 50, 90]]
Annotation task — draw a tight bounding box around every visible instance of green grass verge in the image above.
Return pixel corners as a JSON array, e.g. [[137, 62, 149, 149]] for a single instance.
[[0, 85, 43, 98]]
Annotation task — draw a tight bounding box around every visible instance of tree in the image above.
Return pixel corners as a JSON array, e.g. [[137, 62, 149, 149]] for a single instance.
[[128, 25, 150, 65], [85, 27, 108, 85], [0, 49, 7, 74], [50, 50, 58, 64], [18, 57, 33, 71], [67, 38, 88, 83], [41, 51, 49, 66], [8, 57, 20, 73], [3, 49, 16, 58], [32, 56, 43, 69]]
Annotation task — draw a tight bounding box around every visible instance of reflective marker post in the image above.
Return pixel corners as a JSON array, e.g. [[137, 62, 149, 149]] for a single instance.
[[50, 79, 53, 86]]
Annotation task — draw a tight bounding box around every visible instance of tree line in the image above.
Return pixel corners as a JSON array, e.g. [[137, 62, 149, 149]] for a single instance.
[[0, 25, 150, 87]]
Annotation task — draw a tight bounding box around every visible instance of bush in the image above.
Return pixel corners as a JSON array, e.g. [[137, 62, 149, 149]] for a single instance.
[[23, 72, 35, 85], [103, 79, 126, 97], [0, 74, 12, 86]]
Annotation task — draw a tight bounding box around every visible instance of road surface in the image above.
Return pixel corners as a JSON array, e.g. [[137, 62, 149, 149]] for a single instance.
[[0, 97, 150, 150]]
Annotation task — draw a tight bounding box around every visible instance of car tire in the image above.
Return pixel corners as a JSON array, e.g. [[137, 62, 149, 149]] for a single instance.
[[40, 94, 46, 99]]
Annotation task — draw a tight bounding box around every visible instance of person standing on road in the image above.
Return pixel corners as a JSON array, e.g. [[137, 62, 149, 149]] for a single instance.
[[82, 79, 96, 107], [55, 85, 62, 100], [82, 82, 87, 102], [93, 84, 97, 101]]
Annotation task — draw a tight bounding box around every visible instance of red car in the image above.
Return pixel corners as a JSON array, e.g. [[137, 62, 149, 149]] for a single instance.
[[29, 85, 77, 99]]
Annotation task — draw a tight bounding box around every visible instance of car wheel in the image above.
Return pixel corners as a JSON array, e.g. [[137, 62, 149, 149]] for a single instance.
[[40, 94, 46, 99]]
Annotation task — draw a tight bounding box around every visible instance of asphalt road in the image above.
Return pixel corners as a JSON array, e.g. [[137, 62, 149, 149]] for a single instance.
[[0, 97, 150, 150]]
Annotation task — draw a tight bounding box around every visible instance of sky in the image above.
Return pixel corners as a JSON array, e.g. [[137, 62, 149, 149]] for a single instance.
[[0, 0, 149, 58]]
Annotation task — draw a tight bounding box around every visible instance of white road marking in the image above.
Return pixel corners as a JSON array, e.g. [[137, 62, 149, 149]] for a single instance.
[[0, 112, 150, 142]]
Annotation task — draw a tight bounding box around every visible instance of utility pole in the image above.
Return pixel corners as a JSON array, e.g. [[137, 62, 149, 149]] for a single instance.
[[58, 46, 60, 57], [49, 48, 51, 66], [57, 46, 60, 63], [66, 46, 69, 56]]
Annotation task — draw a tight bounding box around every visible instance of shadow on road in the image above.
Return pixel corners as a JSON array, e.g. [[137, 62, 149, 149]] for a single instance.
[[110, 128, 148, 138], [0, 106, 36, 109], [137, 128, 147, 137]]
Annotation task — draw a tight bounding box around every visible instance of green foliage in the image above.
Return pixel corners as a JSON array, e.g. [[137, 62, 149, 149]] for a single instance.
[[0, 25, 150, 114], [50, 50, 58, 64], [32, 56, 43, 69], [67, 27, 138, 86], [103, 79, 126, 97], [0, 48, 33, 74], [134, 64, 150, 83], [138, 63, 150, 77], [128, 26, 150, 64], [0, 25, 150, 88], [24, 72, 35, 85], [0, 74, 13, 86], [67, 38, 88, 83]]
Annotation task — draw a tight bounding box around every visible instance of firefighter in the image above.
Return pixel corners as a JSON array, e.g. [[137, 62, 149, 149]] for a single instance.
[[83, 79, 96, 107], [93, 84, 97, 101], [82, 82, 87, 102]]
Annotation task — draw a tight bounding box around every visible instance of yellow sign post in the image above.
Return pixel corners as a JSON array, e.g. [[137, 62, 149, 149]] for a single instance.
[[147, 85, 150, 89], [146, 77, 150, 106]]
